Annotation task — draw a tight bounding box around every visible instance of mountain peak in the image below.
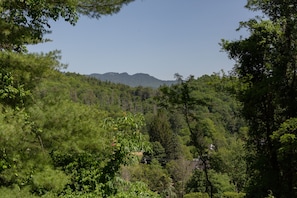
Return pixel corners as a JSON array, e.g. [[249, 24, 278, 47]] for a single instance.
[[89, 72, 176, 88]]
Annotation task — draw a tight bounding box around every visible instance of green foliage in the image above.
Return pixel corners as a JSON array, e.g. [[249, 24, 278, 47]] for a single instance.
[[222, 1, 297, 197], [0, 70, 30, 107], [147, 111, 181, 164], [271, 118, 297, 153], [0, 83, 153, 197], [209, 170, 235, 197], [76, 0, 135, 19], [270, 118, 297, 196], [33, 72, 157, 114], [166, 158, 192, 197], [126, 159, 174, 196], [0, 106, 44, 188], [0, 0, 77, 51], [147, 141, 167, 165], [0, 3, 249, 194], [0, 50, 64, 108], [0, 186, 38, 198], [31, 166, 70, 195], [98, 113, 151, 196], [158, 74, 246, 197], [0, 67, 247, 197], [110, 181, 161, 198], [222, 191, 246, 198], [264, 190, 275, 198], [0, 0, 135, 51], [186, 169, 236, 198], [210, 137, 246, 192], [184, 192, 210, 198], [186, 169, 207, 193]]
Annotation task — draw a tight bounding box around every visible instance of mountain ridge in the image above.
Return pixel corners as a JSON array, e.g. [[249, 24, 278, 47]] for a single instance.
[[89, 72, 177, 88]]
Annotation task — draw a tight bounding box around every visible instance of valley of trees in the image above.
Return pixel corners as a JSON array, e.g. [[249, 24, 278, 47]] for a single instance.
[[0, 0, 297, 197]]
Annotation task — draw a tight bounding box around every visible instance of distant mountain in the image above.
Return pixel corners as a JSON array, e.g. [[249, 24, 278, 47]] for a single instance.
[[89, 72, 177, 88]]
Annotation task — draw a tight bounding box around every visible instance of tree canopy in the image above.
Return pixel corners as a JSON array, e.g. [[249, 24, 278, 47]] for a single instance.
[[222, 0, 297, 197], [5, 0, 297, 197], [0, 0, 134, 51]]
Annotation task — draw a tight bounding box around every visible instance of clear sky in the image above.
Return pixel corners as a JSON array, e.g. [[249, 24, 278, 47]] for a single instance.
[[28, 0, 257, 80]]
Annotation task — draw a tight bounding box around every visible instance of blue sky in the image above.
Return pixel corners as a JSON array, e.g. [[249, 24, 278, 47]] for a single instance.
[[28, 0, 257, 80]]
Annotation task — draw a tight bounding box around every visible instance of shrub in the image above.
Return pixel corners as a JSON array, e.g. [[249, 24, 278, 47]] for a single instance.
[[184, 192, 210, 198], [223, 191, 246, 198]]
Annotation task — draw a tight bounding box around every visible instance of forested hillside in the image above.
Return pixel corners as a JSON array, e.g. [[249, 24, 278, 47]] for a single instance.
[[1, 0, 297, 198], [0, 66, 248, 198]]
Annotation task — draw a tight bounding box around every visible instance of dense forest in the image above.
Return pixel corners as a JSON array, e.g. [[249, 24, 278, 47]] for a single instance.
[[1, 0, 297, 198]]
